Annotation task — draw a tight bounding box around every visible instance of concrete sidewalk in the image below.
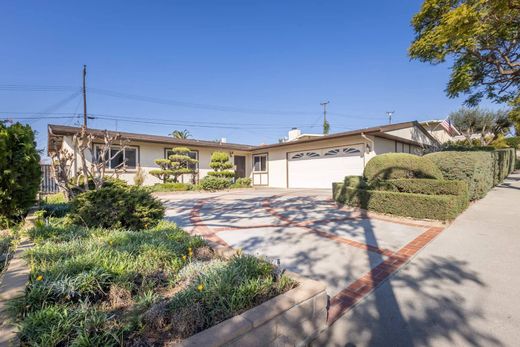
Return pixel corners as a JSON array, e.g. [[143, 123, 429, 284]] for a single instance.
[[315, 173, 520, 347]]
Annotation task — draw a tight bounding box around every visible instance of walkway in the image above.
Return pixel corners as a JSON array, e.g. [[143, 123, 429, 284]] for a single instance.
[[314, 173, 520, 346]]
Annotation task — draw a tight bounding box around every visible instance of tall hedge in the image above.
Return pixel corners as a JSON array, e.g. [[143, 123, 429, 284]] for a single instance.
[[363, 153, 443, 182], [0, 122, 41, 226], [333, 184, 466, 220], [425, 151, 494, 200]]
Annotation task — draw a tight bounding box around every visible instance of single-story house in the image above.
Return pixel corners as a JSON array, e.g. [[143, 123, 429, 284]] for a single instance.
[[47, 121, 438, 189], [420, 119, 461, 144]]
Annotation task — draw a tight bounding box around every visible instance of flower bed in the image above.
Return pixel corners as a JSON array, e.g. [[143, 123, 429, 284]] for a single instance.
[[11, 216, 296, 346]]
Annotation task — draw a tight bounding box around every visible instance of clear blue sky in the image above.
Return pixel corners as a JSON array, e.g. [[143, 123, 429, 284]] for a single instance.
[[0, 0, 499, 156]]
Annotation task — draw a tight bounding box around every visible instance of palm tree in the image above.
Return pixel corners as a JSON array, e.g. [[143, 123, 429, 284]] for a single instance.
[[170, 129, 191, 139]]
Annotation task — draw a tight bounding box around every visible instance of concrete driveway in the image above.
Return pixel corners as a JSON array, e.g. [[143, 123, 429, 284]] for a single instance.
[[160, 188, 445, 325]]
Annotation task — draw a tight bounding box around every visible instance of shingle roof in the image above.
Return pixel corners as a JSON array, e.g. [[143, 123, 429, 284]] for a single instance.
[[48, 120, 438, 153], [48, 124, 255, 151]]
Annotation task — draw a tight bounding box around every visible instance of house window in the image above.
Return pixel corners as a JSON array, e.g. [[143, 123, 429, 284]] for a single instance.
[[95, 145, 139, 170], [165, 149, 198, 171], [253, 154, 267, 172]]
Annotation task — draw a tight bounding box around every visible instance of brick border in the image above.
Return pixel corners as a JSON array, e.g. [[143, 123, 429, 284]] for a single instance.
[[185, 194, 446, 327], [327, 226, 444, 323]]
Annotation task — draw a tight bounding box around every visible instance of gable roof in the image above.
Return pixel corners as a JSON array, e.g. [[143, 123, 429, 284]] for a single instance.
[[48, 120, 438, 154], [252, 121, 438, 150], [47, 124, 255, 152]]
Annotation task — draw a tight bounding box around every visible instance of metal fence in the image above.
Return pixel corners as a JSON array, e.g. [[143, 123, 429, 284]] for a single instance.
[[40, 164, 59, 194]]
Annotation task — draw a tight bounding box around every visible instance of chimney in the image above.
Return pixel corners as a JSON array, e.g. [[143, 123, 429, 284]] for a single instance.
[[288, 128, 301, 141], [220, 137, 227, 143]]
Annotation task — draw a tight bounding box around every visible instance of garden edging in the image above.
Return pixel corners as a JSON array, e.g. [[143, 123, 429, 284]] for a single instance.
[[0, 212, 37, 347], [177, 242, 329, 347]]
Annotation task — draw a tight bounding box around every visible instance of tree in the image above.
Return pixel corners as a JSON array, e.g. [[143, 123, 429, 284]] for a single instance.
[[448, 107, 512, 143], [170, 129, 191, 139], [409, 0, 519, 108], [0, 122, 41, 227], [207, 151, 235, 178], [49, 126, 129, 198], [149, 147, 198, 183], [323, 118, 330, 135]]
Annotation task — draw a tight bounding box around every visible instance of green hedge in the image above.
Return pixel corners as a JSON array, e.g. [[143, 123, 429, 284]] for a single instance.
[[363, 153, 443, 182], [333, 184, 466, 220], [492, 148, 515, 185], [371, 179, 468, 197], [0, 122, 41, 227], [426, 149, 515, 200], [425, 151, 494, 200]]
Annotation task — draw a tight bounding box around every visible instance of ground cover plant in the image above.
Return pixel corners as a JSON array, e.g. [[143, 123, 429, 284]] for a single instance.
[[12, 213, 295, 346], [0, 229, 17, 273]]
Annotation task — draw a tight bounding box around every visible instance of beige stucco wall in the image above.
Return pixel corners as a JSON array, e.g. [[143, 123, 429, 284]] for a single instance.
[[384, 125, 435, 146], [62, 136, 252, 186], [421, 124, 454, 144]]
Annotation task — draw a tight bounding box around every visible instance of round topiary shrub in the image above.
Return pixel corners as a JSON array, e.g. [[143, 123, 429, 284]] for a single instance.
[[70, 184, 165, 230], [364, 153, 443, 182], [200, 176, 231, 191]]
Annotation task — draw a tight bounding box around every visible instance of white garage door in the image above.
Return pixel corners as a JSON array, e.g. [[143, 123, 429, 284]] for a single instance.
[[288, 145, 365, 189]]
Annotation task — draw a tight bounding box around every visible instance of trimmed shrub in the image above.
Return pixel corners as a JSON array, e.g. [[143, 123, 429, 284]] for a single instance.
[[200, 176, 231, 191], [334, 184, 466, 220], [492, 148, 515, 185], [425, 151, 494, 200], [207, 152, 235, 178], [70, 185, 165, 230], [0, 122, 41, 227], [363, 153, 443, 182], [371, 179, 469, 197], [149, 182, 193, 192], [505, 136, 520, 149], [231, 177, 252, 188]]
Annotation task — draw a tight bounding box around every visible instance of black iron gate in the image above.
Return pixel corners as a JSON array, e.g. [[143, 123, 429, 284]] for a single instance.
[[40, 164, 59, 194]]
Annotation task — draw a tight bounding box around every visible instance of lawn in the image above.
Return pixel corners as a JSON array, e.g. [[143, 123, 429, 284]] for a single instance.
[[10, 213, 295, 346]]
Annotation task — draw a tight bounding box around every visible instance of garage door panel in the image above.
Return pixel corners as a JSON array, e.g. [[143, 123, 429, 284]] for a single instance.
[[288, 145, 364, 189]]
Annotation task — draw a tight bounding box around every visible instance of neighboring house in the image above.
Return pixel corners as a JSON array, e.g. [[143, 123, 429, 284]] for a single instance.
[[420, 119, 461, 144], [47, 121, 438, 189]]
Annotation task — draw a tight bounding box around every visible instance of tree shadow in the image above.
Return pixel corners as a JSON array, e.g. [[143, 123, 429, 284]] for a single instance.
[[161, 190, 498, 347]]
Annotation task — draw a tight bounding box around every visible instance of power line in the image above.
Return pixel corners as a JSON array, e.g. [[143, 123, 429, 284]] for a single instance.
[[0, 83, 386, 120]]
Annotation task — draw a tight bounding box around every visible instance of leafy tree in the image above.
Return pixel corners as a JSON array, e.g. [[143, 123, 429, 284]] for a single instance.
[[170, 129, 191, 139], [149, 147, 198, 183], [449, 107, 512, 143], [323, 117, 330, 135], [0, 122, 41, 227], [207, 151, 235, 178], [409, 0, 519, 108]]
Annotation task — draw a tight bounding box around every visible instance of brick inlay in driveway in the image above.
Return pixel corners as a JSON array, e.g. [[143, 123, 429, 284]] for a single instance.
[[164, 189, 446, 325]]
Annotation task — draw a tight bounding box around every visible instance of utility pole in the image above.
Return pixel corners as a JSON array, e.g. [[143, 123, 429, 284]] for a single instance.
[[82, 65, 87, 127], [386, 111, 395, 124], [321, 101, 330, 134]]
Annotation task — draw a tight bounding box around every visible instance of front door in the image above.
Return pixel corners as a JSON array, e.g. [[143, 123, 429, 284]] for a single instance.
[[234, 155, 246, 178]]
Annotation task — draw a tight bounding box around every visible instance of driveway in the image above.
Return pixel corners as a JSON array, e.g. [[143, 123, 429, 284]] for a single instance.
[[160, 188, 445, 325]]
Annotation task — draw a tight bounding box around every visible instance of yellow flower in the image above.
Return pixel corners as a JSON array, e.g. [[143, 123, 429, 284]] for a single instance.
[[197, 283, 204, 292], [36, 275, 43, 281], [188, 247, 192, 252], [188, 250, 193, 257], [182, 255, 187, 261]]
